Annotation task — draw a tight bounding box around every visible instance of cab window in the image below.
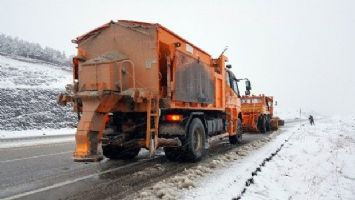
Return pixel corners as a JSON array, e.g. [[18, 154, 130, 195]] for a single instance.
[[225, 71, 231, 86], [232, 79, 240, 96]]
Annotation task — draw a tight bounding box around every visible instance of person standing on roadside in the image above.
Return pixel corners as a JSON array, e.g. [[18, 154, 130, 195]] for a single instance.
[[309, 115, 315, 125]]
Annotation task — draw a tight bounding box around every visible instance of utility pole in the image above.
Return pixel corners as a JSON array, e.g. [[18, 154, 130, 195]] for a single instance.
[[299, 108, 302, 127]]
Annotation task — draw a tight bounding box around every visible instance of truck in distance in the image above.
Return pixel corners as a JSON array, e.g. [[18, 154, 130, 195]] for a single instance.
[[240, 95, 281, 133]]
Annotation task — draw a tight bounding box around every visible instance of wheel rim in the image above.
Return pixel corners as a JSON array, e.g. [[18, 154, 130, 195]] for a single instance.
[[192, 128, 203, 152]]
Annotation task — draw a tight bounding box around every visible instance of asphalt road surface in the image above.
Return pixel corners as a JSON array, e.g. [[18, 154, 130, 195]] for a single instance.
[[0, 132, 278, 200]]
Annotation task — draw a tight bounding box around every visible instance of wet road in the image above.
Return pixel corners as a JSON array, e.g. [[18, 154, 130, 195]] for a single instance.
[[0, 133, 273, 200]]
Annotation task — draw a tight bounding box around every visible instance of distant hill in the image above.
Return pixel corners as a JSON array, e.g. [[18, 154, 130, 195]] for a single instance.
[[0, 33, 71, 66]]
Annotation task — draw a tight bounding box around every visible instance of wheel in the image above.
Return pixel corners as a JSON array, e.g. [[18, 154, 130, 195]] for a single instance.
[[102, 145, 140, 160], [265, 115, 271, 132], [183, 118, 206, 162], [164, 147, 183, 161], [257, 115, 266, 133], [229, 118, 243, 144], [261, 116, 267, 133]]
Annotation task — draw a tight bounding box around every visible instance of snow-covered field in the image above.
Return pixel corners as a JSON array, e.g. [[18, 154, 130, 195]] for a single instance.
[[0, 54, 76, 132], [132, 115, 355, 200], [241, 116, 355, 200]]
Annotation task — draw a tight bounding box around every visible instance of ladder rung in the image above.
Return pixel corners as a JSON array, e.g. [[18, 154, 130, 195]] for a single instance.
[[150, 113, 158, 117], [150, 129, 158, 132]]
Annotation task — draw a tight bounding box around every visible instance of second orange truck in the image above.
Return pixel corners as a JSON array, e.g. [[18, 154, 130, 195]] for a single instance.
[[240, 95, 281, 133]]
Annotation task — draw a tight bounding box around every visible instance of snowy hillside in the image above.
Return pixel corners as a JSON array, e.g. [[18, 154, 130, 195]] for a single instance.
[[0, 54, 76, 131], [0, 33, 70, 66]]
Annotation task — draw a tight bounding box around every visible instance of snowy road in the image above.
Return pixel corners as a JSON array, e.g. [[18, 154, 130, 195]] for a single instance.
[[0, 131, 272, 200]]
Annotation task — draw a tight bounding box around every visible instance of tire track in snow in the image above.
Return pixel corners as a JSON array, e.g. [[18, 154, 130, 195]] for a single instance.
[[232, 138, 292, 200], [233, 120, 314, 200]]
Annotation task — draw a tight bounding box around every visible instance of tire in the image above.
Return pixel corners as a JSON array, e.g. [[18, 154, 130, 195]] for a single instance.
[[183, 118, 206, 162], [229, 118, 243, 144], [265, 116, 271, 132], [164, 147, 182, 161], [102, 145, 140, 160], [258, 115, 266, 133]]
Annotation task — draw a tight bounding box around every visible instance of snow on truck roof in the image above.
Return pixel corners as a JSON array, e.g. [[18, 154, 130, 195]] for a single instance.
[[72, 20, 211, 57]]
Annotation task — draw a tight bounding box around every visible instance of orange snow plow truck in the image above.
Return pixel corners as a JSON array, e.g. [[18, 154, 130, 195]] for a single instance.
[[240, 95, 282, 133], [58, 20, 251, 162]]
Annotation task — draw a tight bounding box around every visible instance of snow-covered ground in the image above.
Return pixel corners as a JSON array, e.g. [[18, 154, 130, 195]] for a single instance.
[[0, 54, 76, 132], [184, 116, 355, 200], [0, 54, 71, 89], [241, 116, 355, 200], [131, 115, 355, 200]]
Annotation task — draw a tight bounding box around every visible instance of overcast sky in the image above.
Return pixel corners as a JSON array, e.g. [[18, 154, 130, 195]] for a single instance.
[[1, 0, 354, 115]]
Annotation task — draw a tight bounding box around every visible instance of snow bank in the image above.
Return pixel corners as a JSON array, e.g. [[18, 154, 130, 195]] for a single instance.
[[0, 128, 75, 148], [0, 128, 75, 139]]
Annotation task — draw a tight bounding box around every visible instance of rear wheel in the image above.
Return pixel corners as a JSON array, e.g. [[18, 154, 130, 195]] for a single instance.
[[265, 115, 271, 132], [258, 115, 266, 133], [102, 145, 140, 160], [183, 118, 206, 162], [229, 118, 243, 144]]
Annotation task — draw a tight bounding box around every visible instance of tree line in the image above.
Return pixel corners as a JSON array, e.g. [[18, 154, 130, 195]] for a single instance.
[[0, 33, 71, 66]]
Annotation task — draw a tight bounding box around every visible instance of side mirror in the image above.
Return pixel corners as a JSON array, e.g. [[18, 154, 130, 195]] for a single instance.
[[245, 90, 250, 95], [226, 64, 232, 69], [245, 80, 251, 91]]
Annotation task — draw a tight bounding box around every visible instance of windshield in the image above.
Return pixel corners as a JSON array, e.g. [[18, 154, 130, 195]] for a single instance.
[[251, 98, 261, 103], [242, 98, 262, 104]]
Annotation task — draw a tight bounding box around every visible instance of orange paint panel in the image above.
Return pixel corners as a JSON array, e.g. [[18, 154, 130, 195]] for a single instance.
[[79, 65, 97, 91]]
